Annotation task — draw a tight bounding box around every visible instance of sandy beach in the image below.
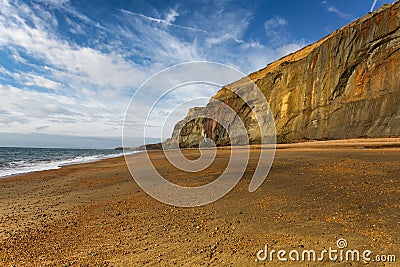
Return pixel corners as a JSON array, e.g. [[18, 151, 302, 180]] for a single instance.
[[0, 138, 399, 266]]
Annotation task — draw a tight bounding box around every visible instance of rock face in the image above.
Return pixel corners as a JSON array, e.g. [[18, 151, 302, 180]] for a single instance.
[[166, 2, 400, 147]]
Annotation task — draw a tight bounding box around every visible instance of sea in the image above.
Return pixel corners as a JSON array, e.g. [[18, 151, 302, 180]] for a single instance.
[[0, 147, 133, 178]]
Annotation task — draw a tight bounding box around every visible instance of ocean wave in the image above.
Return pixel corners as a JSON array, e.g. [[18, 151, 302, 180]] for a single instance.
[[0, 150, 141, 178]]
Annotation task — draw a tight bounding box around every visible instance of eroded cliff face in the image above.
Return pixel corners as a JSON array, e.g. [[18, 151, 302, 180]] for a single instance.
[[166, 1, 400, 147]]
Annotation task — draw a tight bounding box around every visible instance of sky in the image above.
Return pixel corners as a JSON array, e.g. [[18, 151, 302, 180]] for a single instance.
[[0, 0, 395, 148]]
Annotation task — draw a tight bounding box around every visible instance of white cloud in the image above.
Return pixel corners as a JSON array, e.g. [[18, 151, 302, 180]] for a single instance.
[[206, 33, 244, 45], [24, 74, 63, 90], [0, 84, 125, 137], [264, 16, 289, 45], [35, 0, 69, 6], [0, 1, 136, 140], [116, 12, 205, 66], [165, 8, 179, 24], [0, 1, 147, 92], [264, 16, 288, 29], [0, 68, 61, 90], [119, 9, 207, 33], [327, 6, 352, 19]]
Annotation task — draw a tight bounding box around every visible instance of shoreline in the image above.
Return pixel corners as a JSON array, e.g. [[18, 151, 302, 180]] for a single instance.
[[0, 150, 142, 180], [3, 137, 399, 179], [0, 138, 398, 265], [1, 136, 398, 181]]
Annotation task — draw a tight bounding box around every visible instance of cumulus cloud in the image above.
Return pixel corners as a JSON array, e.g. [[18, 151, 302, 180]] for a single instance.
[[0, 84, 124, 137], [0, 1, 147, 95]]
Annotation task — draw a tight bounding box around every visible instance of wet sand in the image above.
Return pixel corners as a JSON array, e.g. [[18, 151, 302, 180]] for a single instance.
[[0, 138, 399, 266]]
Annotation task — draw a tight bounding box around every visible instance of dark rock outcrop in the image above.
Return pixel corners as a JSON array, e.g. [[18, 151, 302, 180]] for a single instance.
[[166, 1, 400, 147]]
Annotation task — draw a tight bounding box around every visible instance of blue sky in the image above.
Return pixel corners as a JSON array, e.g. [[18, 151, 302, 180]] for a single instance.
[[0, 0, 395, 148]]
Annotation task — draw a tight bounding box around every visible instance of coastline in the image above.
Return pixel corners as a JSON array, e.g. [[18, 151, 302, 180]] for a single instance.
[[2, 137, 399, 180], [0, 138, 399, 266], [0, 149, 141, 180]]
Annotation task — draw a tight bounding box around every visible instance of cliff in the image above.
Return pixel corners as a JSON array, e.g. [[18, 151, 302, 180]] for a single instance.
[[166, 1, 400, 147]]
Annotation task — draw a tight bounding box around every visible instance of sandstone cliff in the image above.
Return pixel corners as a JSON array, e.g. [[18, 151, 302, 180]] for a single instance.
[[166, 1, 400, 147]]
